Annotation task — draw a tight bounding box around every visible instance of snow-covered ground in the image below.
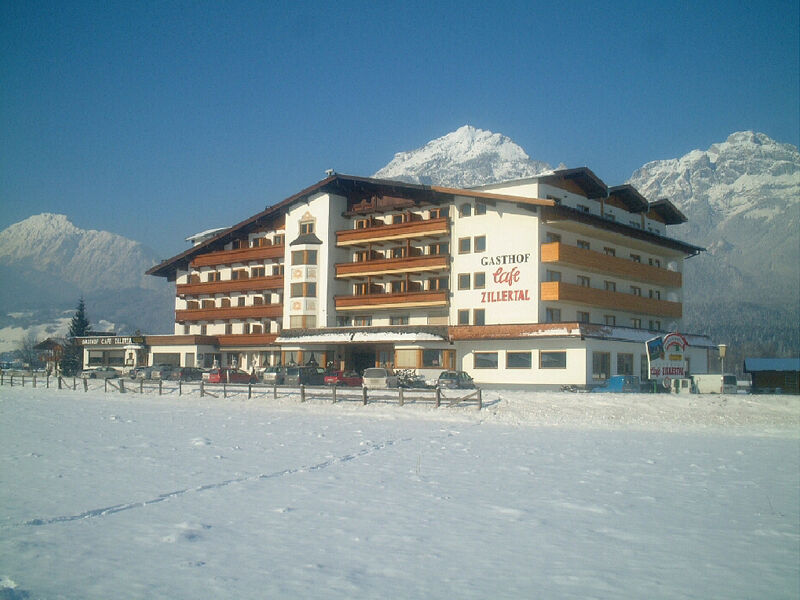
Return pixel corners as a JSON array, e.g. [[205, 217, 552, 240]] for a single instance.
[[1, 384, 798, 599]]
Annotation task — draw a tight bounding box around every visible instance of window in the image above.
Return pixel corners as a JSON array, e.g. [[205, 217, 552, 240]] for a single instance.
[[352, 315, 372, 326], [274, 234, 284, 246], [540, 351, 567, 369], [186, 300, 199, 309], [459, 204, 472, 217], [577, 204, 590, 213], [390, 246, 406, 259], [545, 307, 561, 322], [631, 286, 642, 296], [649, 258, 661, 268], [630, 254, 641, 263], [394, 349, 418, 368], [617, 353, 634, 376], [272, 264, 284, 276], [458, 273, 471, 290], [202, 299, 215, 308], [390, 315, 409, 325], [429, 242, 449, 255], [429, 207, 448, 219], [546, 232, 562, 243], [190, 273, 200, 284], [291, 249, 317, 265], [299, 221, 314, 234], [200, 324, 207, 335], [231, 269, 248, 280], [183, 324, 190, 334], [355, 218, 369, 229], [251, 266, 265, 278], [392, 213, 408, 225], [593, 352, 610, 379], [423, 349, 448, 368], [475, 203, 486, 216], [473, 309, 485, 326], [606, 214, 616, 222], [250, 324, 262, 334], [458, 237, 471, 254], [290, 282, 316, 297], [224, 323, 232, 335], [578, 276, 590, 287], [632, 318, 642, 328], [604, 281, 616, 292], [577, 240, 591, 250], [389, 280, 406, 293], [506, 352, 532, 369], [474, 352, 498, 369], [429, 277, 448, 290], [649, 320, 662, 331], [546, 270, 561, 282], [336, 316, 351, 327], [474, 236, 486, 252], [577, 311, 590, 323], [207, 271, 220, 282], [253, 296, 264, 305], [289, 315, 316, 329], [641, 354, 650, 381], [457, 310, 470, 325], [603, 247, 616, 256], [604, 315, 616, 326], [473, 272, 486, 289]]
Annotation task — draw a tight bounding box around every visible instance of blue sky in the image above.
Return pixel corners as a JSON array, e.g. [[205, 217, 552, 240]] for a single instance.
[[2, 0, 798, 258]]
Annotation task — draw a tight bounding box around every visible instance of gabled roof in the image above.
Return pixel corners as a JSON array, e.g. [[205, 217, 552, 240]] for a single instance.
[[648, 198, 688, 225], [607, 184, 649, 213], [537, 167, 608, 199]]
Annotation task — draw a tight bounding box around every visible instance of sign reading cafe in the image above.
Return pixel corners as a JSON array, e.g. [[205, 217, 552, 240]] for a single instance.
[[480, 253, 532, 303], [646, 332, 689, 382]]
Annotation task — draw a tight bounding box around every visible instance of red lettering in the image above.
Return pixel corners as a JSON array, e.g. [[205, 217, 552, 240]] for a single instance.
[[493, 266, 521, 288]]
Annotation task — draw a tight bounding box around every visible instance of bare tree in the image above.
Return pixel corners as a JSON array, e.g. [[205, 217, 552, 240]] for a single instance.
[[16, 331, 42, 369]]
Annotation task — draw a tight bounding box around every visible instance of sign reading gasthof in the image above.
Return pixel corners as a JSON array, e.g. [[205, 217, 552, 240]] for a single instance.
[[646, 332, 688, 381]]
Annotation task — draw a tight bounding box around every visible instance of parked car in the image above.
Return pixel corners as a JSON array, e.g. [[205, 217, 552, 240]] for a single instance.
[[591, 375, 640, 393], [173, 367, 204, 381], [323, 370, 363, 387], [207, 368, 254, 384], [283, 366, 326, 386], [150, 364, 178, 380], [437, 370, 476, 389], [362, 367, 399, 389], [128, 366, 154, 380], [81, 366, 120, 379], [260, 366, 285, 385]]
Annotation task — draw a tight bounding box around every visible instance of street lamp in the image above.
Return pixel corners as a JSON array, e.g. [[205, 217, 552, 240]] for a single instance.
[[718, 344, 727, 374]]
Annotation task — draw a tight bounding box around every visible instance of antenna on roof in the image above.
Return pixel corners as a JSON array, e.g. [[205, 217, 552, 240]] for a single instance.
[[325, 168, 336, 177]]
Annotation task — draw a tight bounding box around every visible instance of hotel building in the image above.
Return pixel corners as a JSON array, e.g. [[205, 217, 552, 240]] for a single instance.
[[93, 168, 712, 388]]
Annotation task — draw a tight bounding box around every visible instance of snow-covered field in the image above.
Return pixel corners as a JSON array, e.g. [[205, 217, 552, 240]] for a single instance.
[[1, 384, 798, 599]]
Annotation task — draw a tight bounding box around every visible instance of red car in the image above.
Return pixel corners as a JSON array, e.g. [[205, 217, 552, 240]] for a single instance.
[[323, 370, 363, 387], [207, 368, 254, 384]]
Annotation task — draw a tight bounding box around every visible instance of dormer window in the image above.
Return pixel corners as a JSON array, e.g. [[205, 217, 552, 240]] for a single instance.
[[300, 221, 314, 235], [459, 204, 472, 217]]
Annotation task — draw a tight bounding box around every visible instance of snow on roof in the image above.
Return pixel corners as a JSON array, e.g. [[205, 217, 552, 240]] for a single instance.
[[276, 331, 446, 344], [185, 227, 230, 245], [744, 358, 800, 372]]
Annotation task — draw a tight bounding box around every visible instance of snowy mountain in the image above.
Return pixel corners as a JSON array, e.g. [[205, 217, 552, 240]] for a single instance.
[[627, 131, 800, 308], [0, 214, 174, 351], [373, 125, 552, 187]]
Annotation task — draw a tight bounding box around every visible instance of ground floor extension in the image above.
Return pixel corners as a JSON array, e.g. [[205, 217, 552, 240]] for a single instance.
[[78, 324, 713, 389]]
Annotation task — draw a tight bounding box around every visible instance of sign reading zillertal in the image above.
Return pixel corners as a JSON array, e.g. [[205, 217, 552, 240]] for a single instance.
[[646, 332, 688, 381]]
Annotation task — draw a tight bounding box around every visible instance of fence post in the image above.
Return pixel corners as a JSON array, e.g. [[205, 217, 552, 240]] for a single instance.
[[33, 375, 37, 388], [46, 374, 50, 388], [362, 386, 368, 405], [140, 379, 144, 394], [0, 371, 3, 385], [300, 384, 305, 402], [435, 387, 441, 408], [223, 383, 227, 399], [58, 376, 62, 390], [21, 375, 25, 387], [398, 386, 404, 406], [477, 388, 482, 410], [200, 380, 204, 397], [82, 378, 88, 392], [248, 383, 252, 399], [158, 379, 163, 396], [73, 376, 77, 390], [332, 384, 337, 403], [179, 380, 182, 396], [9, 375, 13, 387], [273, 384, 277, 400], [119, 378, 125, 394], [105, 379, 108, 393]]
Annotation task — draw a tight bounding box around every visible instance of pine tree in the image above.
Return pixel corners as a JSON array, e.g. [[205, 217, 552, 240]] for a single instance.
[[60, 298, 91, 376]]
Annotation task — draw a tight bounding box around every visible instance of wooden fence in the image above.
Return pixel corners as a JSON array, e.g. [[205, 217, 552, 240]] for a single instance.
[[0, 372, 482, 410]]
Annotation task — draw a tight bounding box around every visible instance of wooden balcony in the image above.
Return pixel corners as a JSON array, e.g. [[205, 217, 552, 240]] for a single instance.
[[190, 244, 285, 268], [176, 304, 283, 323], [177, 275, 284, 297], [334, 290, 448, 311], [216, 334, 279, 347], [336, 218, 449, 247], [541, 242, 682, 287], [541, 281, 682, 318], [335, 254, 449, 278]]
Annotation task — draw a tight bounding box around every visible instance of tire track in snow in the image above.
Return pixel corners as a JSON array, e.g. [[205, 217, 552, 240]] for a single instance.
[[22, 437, 409, 527]]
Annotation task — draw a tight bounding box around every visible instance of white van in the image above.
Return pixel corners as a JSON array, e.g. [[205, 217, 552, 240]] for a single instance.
[[692, 373, 738, 394]]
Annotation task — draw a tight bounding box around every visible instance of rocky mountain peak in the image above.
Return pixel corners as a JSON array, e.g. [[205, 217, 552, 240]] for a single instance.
[[373, 125, 551, 188]]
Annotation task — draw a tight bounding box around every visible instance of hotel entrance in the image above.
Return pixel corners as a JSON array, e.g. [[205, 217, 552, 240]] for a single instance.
[[345, 344, 394, 374]]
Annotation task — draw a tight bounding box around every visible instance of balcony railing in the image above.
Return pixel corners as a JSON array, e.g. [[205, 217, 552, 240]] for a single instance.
[[334, 290, 448, 311], [190, 244, 285, 267], [540, 281, 682, 318], [177, 275, 284, 297], [336, 218, 449, 246], [335, 254, 449, 278], [176, 304, 283, 322], [540, 242, 682, 287]]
